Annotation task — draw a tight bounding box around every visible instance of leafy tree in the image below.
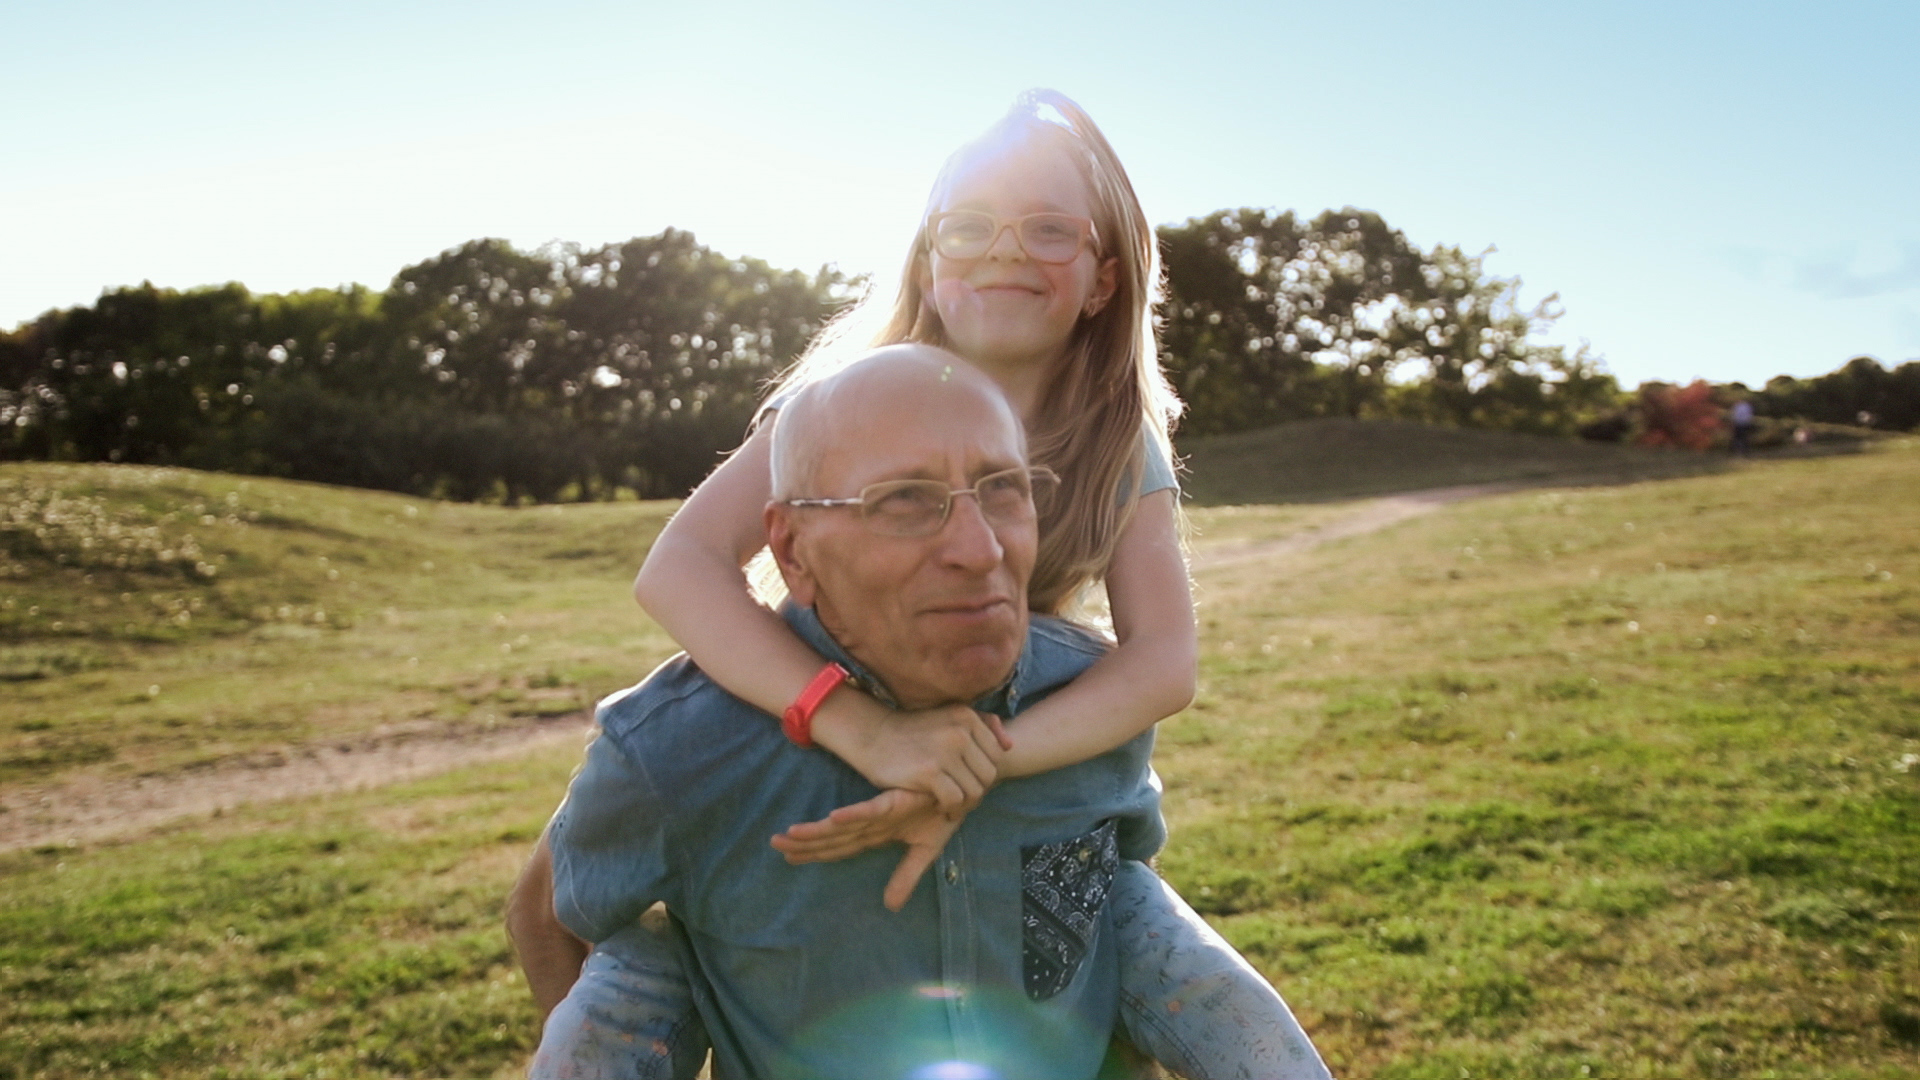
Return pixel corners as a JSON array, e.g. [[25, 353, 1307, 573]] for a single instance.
[[541, 231, 844, 496], [1756, 355, 1920, 431], [1159, 208, 1429, 434], [1384, 245, 1616, 436], [1158, 208, 1312, 436], [379, 238, 565, 417], [1158, 208, 1613, 438]]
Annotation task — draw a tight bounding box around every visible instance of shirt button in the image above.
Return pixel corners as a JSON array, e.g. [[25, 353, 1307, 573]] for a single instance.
[[944, 862, 959, 884]]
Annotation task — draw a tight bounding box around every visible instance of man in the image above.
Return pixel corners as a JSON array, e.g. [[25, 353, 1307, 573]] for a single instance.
[[510, 345, 1164, 1079], [1729, 398, 1756, 455]]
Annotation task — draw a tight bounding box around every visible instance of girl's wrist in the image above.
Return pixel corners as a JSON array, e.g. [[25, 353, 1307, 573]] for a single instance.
[[808, 689, 889, 765], [781, 663, 853, 748]]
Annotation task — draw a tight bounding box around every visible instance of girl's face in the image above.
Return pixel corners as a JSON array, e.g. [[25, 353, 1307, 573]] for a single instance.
[[922, 131, 1118, 379]]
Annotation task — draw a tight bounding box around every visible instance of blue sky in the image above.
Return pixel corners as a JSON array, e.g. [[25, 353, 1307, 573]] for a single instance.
[[2, 0, 1914, 389]]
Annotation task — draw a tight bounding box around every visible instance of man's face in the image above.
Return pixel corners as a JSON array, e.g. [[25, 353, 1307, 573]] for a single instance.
[[771, 373, 1035, 709]]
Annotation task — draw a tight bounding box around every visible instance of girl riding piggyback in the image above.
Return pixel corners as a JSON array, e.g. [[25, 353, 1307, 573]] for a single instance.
[[640, 91, 1192, 803], [534, 90, 1331, 1079]]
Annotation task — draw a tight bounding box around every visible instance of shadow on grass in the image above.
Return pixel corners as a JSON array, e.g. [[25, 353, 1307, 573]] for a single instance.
[[1178, 417, 1881, 506]]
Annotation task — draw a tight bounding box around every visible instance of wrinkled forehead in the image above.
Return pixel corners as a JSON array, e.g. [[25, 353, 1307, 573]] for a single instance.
[[813, 372, 1026, 492]]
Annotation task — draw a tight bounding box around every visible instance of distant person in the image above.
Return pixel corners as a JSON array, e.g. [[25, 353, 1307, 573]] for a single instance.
[[509, 348, 1328, 1078], [1729, 399, 1755, 455], [510, 90, 1331, 1078]]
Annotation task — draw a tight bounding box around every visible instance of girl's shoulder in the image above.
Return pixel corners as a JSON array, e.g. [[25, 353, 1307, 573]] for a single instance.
[[1125, 418, 1179, 500], [1027, 613, 1116, 664], [755, 381, 799, 424]]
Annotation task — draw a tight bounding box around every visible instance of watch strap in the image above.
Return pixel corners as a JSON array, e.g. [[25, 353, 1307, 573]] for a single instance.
[[781, 662, 851, 748]]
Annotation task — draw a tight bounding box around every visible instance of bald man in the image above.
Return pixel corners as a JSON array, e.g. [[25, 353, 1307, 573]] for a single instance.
[[510, 346, 1163, 1079]]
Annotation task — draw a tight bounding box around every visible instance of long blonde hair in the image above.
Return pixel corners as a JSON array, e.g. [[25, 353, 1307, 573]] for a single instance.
[[768, 89, 1183, 614]]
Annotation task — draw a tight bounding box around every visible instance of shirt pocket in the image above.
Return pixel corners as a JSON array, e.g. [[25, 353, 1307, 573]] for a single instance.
[[1021, 818, 1119, 1002]]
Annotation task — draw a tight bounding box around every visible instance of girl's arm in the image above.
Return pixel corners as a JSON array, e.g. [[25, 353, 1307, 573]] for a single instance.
[[633, 423, 1008, 810], [1000, 487, 1196, 777], [773, 489, 1195, 898]]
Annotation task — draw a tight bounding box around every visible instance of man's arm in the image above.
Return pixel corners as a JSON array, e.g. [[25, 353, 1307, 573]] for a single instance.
[[506, 827, 589, 1021]]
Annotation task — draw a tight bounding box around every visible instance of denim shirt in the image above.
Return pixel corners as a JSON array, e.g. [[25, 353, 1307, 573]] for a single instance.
[[549, 606, 1165, 1080]]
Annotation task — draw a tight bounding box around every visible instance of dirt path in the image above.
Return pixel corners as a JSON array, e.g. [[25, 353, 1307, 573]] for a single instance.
[[1, 484, 1503, 854], [0, 717, 590, 853], [1189, 483, 1512, 572]]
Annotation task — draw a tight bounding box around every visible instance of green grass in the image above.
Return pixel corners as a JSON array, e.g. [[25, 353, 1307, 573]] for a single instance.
[[1163, 436, 1920, 1076], [0, 750, 576, 1079], [3, 436, 1919, 1076], [0, 463, 677, 782]]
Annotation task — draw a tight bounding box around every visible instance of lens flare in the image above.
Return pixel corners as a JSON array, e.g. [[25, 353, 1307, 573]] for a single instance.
[[785, 980, 1104, 1080], [908, 1063, 1001, 1080]]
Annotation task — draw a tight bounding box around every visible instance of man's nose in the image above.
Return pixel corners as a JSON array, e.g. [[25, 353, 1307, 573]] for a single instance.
[[936, 492, 1006, 570]]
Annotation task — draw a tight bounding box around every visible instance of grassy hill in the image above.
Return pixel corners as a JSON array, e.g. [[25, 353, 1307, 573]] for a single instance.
[[3, 439, 1919, 1077], [1165, 437, 1920, 1076], [1176, 416, 1872, 504], [1, 464, 678, 784]]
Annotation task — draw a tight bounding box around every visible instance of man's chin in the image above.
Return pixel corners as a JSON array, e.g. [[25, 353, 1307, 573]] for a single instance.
[[911, 661, 1017, 708], [908, 614, 1025, 703]]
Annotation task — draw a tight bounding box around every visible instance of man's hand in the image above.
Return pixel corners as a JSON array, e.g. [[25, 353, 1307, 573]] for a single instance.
[[811, 700, 1011, 813], [771, 789, 964, 912]]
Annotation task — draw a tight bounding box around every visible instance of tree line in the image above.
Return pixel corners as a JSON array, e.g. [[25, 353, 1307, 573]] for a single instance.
[[3, 210, 1911, 502], [0, 231, 837, 501], [1746, 355, 1920, 432], [1598, 356, 1920, 452]]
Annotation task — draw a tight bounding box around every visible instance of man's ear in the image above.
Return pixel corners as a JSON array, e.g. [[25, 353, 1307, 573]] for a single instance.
[[764, 503, 818, 608]]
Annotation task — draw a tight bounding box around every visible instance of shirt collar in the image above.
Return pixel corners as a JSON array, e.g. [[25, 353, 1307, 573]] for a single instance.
[[780, 602, 1025, 717]]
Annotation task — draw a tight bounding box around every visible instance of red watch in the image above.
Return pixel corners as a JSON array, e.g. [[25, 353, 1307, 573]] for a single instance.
[[782, 662, 851, 748]]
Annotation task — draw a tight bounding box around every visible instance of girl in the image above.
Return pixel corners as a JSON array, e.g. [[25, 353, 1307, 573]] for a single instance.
[[531, 90, 1328, 1079], [636, 90, 1192, 807]]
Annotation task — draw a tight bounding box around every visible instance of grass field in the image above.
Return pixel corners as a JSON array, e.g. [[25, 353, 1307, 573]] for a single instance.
[[0, 464, 676, 783], [3, 428, 1917, 1077], [1167, 436, 1920, 1077]]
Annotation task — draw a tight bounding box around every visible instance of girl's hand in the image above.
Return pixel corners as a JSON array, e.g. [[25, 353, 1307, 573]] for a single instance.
[[770, 790, 963, 911], [812, 700, 1012, 813]]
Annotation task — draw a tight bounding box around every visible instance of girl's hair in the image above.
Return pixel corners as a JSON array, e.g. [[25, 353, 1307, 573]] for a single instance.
[[767, 89, 1183, 615]]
